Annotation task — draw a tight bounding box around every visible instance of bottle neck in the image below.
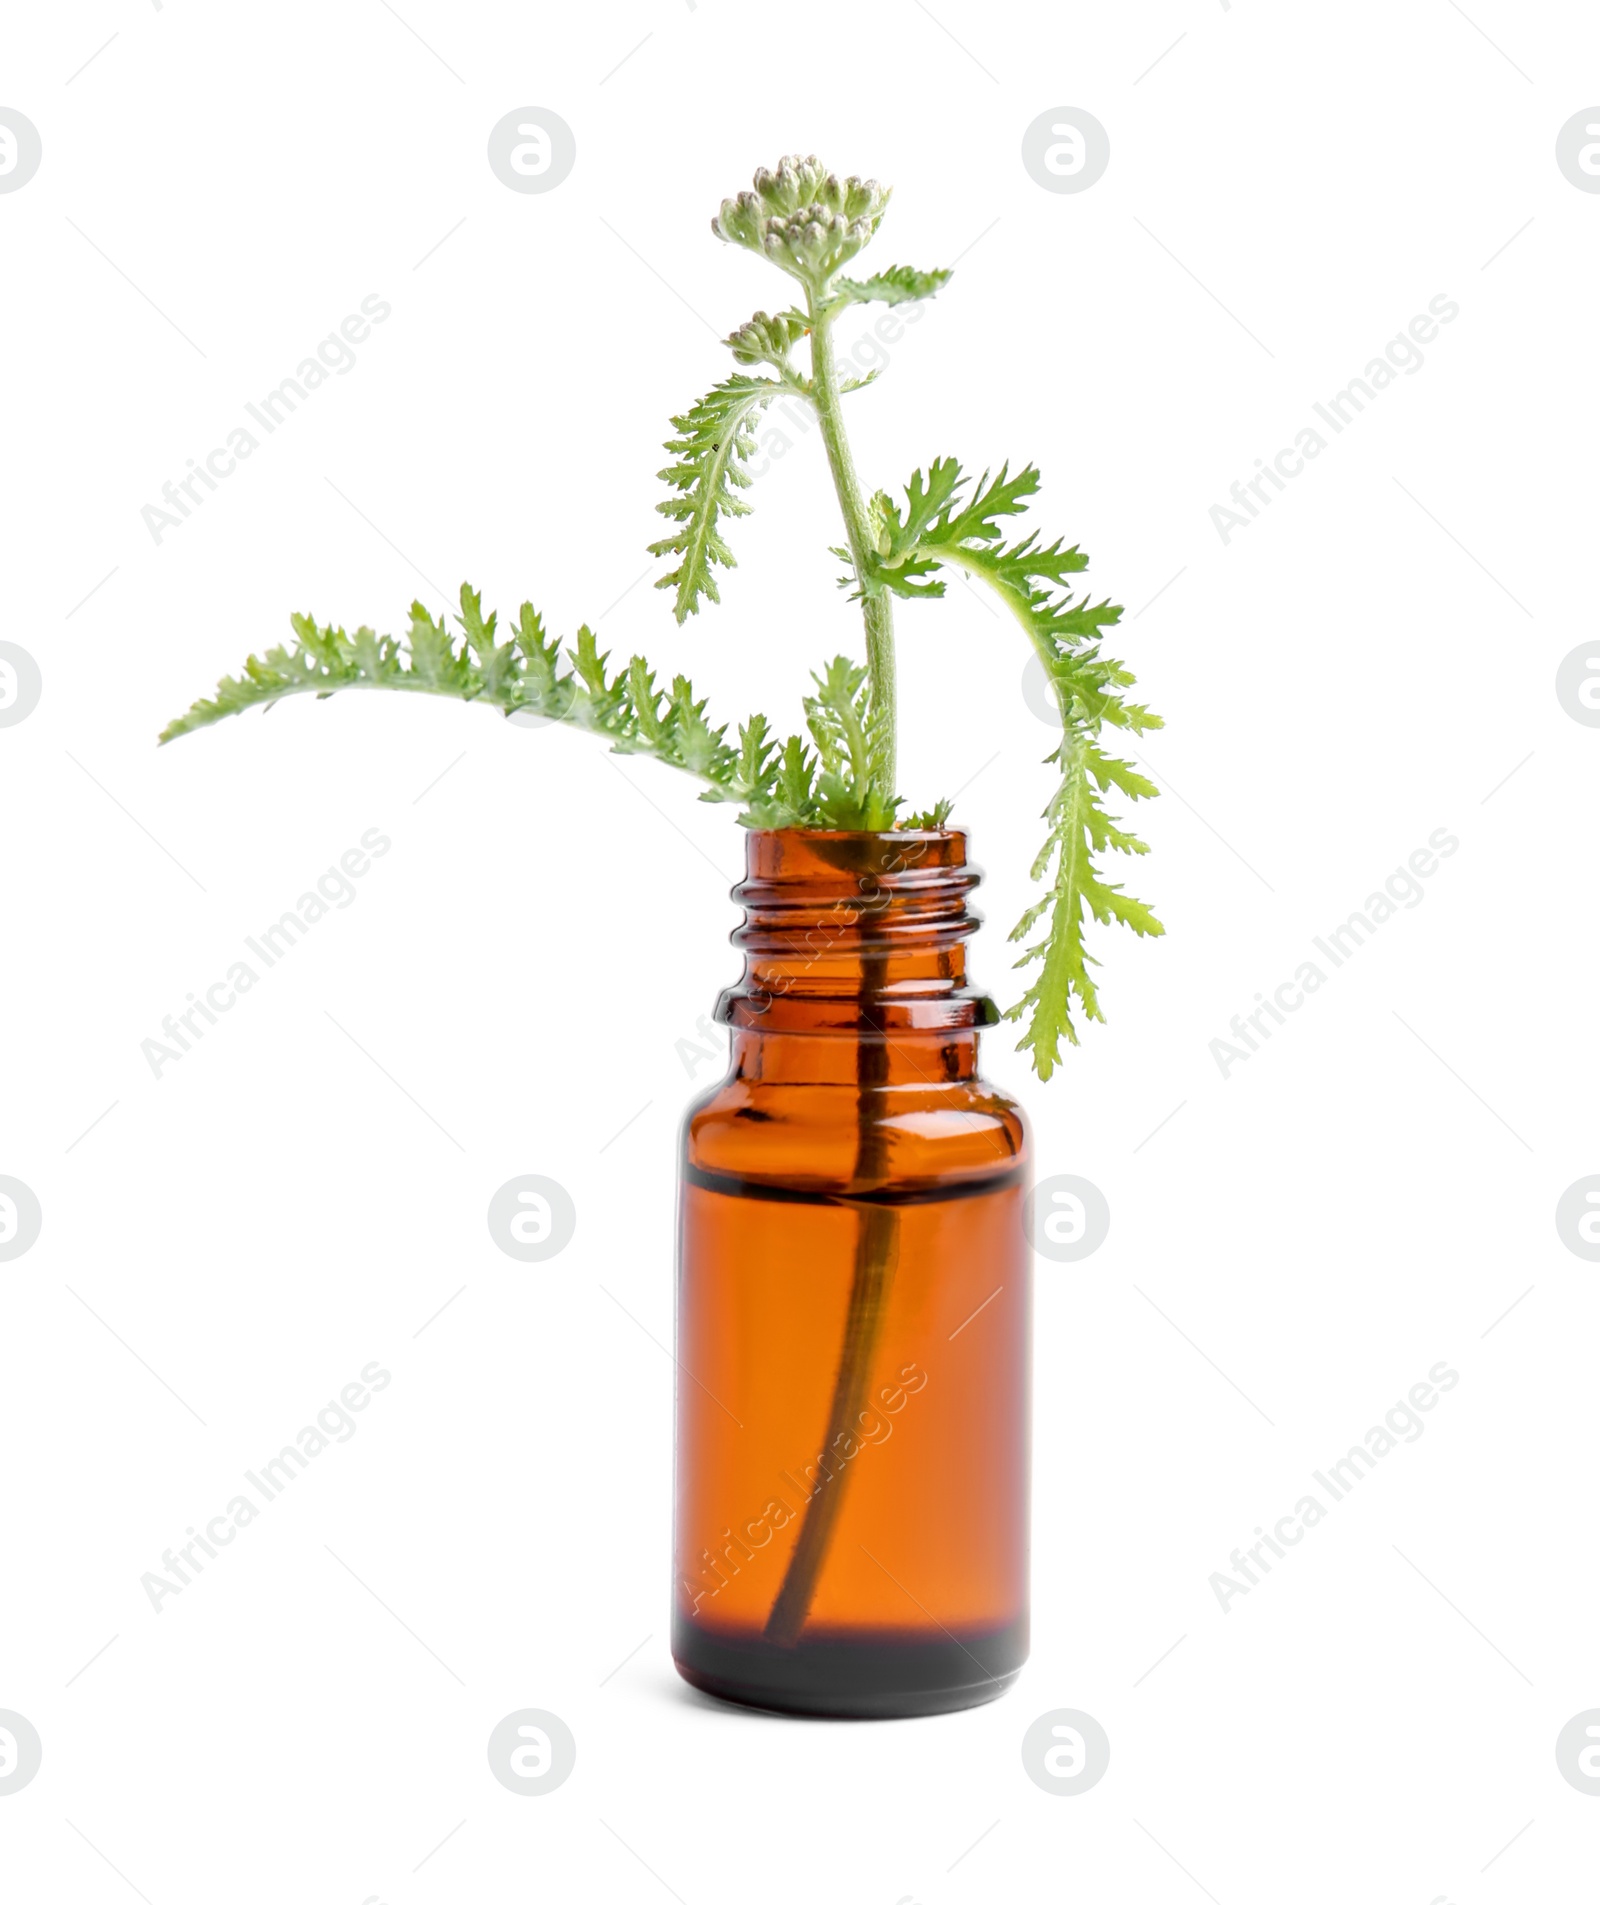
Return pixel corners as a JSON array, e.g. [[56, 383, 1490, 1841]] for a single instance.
[[716, 829, 997, 1083]]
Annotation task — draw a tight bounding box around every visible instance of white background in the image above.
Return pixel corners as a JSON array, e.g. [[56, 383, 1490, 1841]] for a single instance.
[[3, 2, 1597, 1900]]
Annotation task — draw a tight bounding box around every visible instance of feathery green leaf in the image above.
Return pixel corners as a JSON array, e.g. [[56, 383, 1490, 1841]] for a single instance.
[[828, 264, 952, 310], [161, 584, 829, 829], [863, 456, 1163, 1072], [803, 656, 899, 830], [648, 374, 784, 623]]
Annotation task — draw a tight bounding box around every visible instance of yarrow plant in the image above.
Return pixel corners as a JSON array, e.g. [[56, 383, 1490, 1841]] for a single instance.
[[162, 156, 1163, 1077]]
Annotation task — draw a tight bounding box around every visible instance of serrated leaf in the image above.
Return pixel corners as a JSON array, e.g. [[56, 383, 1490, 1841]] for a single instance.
[[861, 457, 1164, 1075], [162, 583, 830, 829], [802, 655, 898, 829], [878, 456, 964, 560], [829, 265, 952, 309], [648, 375, 783, 623]]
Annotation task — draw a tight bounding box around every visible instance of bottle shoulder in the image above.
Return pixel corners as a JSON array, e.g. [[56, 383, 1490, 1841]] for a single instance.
[[684, 1072, 1028, 1192]]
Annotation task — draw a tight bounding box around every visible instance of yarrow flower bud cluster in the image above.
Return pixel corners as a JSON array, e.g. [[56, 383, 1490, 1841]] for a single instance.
[[713, 155, 891, 286], [723, 309, 808, 370]]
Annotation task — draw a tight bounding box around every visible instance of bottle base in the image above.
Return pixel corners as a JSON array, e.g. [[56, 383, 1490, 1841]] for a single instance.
[[672, 1617, 1027, 1720]]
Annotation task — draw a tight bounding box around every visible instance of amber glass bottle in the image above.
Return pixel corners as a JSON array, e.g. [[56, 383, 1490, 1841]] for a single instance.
[[673, 829, 1030, 1717]]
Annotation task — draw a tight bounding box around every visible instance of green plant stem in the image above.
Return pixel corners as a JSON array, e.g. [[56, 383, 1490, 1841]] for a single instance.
[[806, 294, 896, 793], [763, 1204, 898, 1646], [761, 314, 905, 1645], [763, 930, 898, 1649]]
